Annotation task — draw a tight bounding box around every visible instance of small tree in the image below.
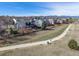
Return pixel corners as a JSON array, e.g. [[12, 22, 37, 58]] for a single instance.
[[10, 28, 13, 34], [68, 39, 78, 50], [41, 21, 47, 30], [10, 28, 18, 34]]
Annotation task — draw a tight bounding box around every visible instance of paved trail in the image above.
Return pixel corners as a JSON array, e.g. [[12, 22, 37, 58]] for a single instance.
[[0, 23, 78, 56], [19, 23, 79, 56], [0, 24, 71, 52]]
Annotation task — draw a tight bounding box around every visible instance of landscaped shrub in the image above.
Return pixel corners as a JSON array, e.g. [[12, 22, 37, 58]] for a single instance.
[[10, 28, 18, 34], [68, 39, 78, 50]]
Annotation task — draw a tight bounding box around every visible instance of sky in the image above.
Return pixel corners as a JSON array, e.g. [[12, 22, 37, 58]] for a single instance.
[[0, 2, 79, 16]]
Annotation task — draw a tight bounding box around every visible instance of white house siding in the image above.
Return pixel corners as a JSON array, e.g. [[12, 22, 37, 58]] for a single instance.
[[12, 18, 26, 29], [35, 19, 43, 27], [48, 19, 54, 25], [15, 22, 26, 29]]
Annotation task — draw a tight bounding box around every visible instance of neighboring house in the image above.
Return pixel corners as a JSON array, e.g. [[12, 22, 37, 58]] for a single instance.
[[54, 18, 63, 24], [32, 19, 47, 29], [0, 20, 9, 36], [47, 19, 54, 25], [12, 18, 26, 30], [33, 19, 43, 28]]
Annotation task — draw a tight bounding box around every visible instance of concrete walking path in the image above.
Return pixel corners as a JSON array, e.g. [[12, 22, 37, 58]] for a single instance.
[[0, 24, 72, 51]]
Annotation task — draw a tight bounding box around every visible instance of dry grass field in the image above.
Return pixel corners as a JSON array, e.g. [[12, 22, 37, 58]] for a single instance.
[[0, 24, 68, 47], [0, 24, 70, 56]]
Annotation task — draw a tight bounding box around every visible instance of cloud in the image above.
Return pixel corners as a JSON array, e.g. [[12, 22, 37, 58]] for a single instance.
[[44, 3, 79, 16], [0, 2, 79, 16]]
